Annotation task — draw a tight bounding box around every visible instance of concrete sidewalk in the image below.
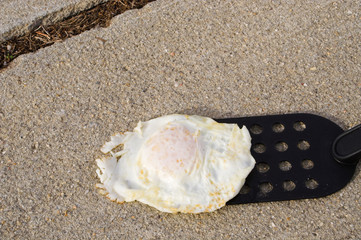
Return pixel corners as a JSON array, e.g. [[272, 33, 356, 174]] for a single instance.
[[0, 0, 108, 41], [0, 0, 360, 239]]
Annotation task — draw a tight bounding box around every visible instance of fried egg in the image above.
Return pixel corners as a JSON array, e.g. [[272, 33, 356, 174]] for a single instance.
[[96, 114, 255, 213]]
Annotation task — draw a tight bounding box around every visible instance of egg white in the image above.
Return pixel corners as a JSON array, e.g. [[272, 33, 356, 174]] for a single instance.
[[96, 114, 255, 213]]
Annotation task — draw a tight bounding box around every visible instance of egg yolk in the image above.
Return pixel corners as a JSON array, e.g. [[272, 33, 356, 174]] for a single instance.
[[142, 124, 198, 176]]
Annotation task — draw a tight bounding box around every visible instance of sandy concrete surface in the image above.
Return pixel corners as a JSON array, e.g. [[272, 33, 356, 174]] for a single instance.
[[0, 0, 360, 239], [0, 0, 108, 41]]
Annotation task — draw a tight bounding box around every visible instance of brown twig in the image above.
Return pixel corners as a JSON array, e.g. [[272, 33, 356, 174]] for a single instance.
[[0, 0, 154, 70]]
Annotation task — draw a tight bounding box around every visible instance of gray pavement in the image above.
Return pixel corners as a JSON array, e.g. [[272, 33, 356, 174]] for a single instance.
[[0, 0, 108, 41], [0, 0, 360, 239]]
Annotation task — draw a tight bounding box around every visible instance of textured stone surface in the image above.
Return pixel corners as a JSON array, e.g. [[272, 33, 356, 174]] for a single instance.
[[0, 0, 108, 41], [0, 0, 360, 239]]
